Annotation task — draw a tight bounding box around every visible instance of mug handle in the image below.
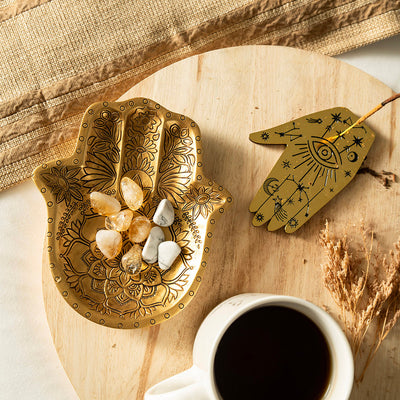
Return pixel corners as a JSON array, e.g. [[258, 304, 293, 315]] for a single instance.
[[144, 365, 211, 400]]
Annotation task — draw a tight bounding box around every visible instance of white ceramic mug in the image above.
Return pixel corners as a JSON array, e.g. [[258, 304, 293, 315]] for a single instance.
[[144, 293, 354, 400]]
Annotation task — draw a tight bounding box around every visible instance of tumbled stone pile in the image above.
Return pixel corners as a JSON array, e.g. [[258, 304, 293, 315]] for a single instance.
[[90, 177, 181, 275]]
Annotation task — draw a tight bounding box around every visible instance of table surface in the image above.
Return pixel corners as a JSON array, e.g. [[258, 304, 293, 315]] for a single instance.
[[1, 36, 399, 400]]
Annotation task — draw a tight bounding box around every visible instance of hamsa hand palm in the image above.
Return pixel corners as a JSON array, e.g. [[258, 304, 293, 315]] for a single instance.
[[33, 98, 230, 328], [249, 107, 375, 233]]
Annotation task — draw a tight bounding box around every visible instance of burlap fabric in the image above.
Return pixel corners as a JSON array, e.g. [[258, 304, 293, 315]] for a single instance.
[[1, 0, 399, 191]]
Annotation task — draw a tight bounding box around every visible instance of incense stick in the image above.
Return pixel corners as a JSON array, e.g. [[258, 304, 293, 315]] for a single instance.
[[328, 93, 400, 142]]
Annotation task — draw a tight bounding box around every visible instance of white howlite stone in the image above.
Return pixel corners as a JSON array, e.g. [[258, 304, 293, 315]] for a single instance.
[[142, 227, 165, 264], [153, 199, 175, 227], [158, 241, 181, 270]]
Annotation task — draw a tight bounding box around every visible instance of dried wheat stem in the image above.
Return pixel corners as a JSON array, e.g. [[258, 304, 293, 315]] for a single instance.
[[320, 221, 400, 382]]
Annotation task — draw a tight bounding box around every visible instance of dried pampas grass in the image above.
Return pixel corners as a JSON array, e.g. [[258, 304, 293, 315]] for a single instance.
[[320, 221, 400, 382]]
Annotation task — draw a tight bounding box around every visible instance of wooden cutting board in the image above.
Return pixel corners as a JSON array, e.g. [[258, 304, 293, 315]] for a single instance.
[[42, 45, 400, 399]]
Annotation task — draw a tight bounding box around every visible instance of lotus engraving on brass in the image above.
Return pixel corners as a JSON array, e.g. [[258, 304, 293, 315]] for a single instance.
[[33, 98, 231, 329], [249, 107, 375, 233]]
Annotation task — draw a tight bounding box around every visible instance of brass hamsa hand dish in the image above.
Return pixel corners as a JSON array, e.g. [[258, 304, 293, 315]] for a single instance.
[[249, 107, 375, 233], [33, 98, 231, 328]]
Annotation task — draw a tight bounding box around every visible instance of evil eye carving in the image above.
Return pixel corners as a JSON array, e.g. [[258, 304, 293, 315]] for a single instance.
[[308, 137, 341, 169]]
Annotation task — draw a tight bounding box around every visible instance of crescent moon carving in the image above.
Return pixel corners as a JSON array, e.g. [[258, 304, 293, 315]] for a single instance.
[[263, 177, 279, 196]]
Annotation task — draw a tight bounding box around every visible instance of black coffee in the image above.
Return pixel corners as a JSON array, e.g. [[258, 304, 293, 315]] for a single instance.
[[213, 306, 331, 400]]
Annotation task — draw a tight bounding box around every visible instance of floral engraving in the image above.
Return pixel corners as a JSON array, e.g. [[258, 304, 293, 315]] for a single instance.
[[182, 186, 224, 219], [82, 109, 121, 192], [126, 134, 157, 160], [156, 123, 195, 206], [42, 166, 83, 205], [128, 107, 161, 135]]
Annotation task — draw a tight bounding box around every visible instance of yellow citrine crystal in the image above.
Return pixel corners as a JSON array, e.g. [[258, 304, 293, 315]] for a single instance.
[[105, 209, 133, 231], [121, 244, 142, 274], [90, 191, 121, 216], [95, 229, 122, 259], [120, 177, 143, 211], [128, 216, 151, 243]]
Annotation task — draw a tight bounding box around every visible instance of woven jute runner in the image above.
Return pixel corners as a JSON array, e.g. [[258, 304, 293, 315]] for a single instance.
[[1, 0, 399, 191]]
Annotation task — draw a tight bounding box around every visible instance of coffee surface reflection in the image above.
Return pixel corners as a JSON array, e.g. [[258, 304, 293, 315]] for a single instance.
[[213, 306, 332, 400]]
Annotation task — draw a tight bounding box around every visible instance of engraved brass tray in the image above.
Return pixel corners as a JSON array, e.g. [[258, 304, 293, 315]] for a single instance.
[[33, 98, 231, 329]]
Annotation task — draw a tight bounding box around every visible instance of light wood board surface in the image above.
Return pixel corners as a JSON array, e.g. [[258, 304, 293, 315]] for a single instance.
[[42, 45, 400, 399]]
